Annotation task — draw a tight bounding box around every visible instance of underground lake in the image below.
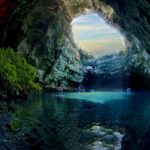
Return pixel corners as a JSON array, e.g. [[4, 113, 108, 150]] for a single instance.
[[1, 91, 150, 150], [0, 0, 150, 150]]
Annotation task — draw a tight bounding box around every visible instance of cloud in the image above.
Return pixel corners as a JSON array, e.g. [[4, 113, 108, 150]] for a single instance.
[[71, 13, 125, 57], [76, 38, 125, 57], [72, 24, 109, 31]]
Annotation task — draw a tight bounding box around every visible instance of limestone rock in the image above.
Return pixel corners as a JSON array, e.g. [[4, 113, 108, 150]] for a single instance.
[[0, 0, 150, 88]]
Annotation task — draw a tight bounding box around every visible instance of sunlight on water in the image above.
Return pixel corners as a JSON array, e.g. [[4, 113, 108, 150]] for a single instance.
[[57, 92, 132, 103]]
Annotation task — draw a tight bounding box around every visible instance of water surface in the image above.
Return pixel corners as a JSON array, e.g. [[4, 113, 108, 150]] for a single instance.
[[3, 91, 150, 150]]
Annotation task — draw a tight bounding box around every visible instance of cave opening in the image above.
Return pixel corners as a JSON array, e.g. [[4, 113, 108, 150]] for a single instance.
[[71, 12, 126, 58], [71, 12, 128, 90]]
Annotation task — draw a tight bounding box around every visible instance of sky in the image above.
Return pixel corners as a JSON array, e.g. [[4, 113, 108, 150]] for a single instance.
[[71, 13, 125, 57]]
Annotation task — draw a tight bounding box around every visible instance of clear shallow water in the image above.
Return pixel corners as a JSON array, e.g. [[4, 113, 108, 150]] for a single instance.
[[57, 92, 132, 103], [7, 91, 150, 150]]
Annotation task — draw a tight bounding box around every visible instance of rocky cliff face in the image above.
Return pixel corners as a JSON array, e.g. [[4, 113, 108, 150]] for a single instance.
[[82, 52, 128, 89], [83, 50, 150, 90], [0, 0, 150, 89], [0, 0, 84, 88]]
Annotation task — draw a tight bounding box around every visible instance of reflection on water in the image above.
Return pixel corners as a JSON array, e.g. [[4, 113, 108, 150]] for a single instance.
[[10, 92, 150, 149]]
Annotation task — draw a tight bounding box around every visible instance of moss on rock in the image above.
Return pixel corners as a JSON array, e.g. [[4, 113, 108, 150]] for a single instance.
[[0, 48, 41, 99]]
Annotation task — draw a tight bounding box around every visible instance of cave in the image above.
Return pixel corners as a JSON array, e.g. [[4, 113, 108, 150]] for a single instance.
[[1, 1, 150, 150], [71, 12, 128, 90], [0, 0, 150, 90]]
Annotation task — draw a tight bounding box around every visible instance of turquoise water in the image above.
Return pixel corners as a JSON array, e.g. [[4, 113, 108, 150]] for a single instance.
[[2, 91, 150, 150], [57, 91, 132, 103]]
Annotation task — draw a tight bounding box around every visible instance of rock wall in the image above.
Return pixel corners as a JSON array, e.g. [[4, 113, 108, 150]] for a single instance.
[[83, 50, 150, 90], [0, 0, 83, 88], [0, 0, 150, 89], [82, 52, 128, 89]]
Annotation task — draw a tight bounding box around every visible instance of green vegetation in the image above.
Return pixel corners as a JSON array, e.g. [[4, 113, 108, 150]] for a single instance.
[[0, 48, 41, 99]]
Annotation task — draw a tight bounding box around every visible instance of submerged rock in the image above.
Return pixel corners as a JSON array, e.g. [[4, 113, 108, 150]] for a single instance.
[[86, 125, 124, 150]]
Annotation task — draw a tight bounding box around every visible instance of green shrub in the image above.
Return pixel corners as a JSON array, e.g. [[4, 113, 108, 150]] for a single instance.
[[0, 48, 41, 97]]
